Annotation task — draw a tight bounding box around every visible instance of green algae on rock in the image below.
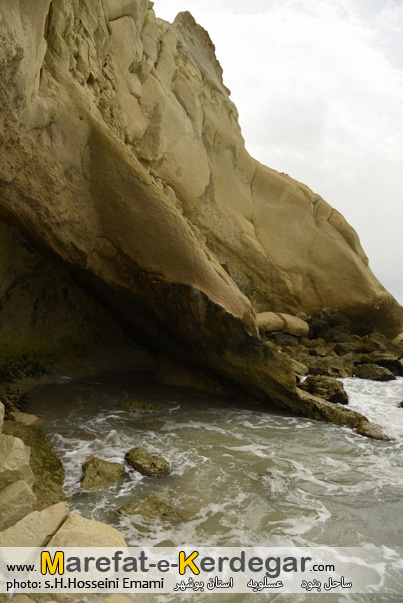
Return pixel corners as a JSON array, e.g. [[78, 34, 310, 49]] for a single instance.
[[118, 494, 182, 522], [80, 458, 125, 490], [125, 447, 171, 478]]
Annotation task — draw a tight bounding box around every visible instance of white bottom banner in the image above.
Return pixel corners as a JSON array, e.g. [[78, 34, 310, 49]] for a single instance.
[[1, 546, 402, 596]]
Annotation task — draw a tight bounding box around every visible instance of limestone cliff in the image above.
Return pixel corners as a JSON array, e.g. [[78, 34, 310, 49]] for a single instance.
[[0, 0, 402, 422]]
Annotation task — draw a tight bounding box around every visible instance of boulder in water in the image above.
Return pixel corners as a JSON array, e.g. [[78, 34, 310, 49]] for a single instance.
[[356, 420, 394, 441], [80, 458, 125, 490], [125, 447, 170, 478]]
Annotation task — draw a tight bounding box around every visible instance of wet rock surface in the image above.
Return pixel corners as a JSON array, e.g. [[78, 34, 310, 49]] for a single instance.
[[125, 447, 171, 477], [80, 458, 125, 490], [47, 514, 127, 547]]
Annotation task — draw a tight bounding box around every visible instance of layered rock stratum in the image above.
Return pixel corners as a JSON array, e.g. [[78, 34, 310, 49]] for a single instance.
[[0, 0, 402, 423]]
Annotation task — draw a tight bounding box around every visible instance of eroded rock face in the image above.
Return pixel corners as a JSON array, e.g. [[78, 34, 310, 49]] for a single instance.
[[354, 364, 396, 382], [0, 501, 69, 547], [118, 494, 182, 521], [2, 421, 65, 510], [0, 0, 402, 424]]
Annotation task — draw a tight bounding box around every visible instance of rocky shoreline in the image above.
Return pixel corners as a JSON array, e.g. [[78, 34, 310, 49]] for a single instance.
[[259, 308, 403, 439]]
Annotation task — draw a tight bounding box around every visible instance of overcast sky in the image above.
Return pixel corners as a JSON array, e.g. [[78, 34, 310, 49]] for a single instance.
[[155, 0, 403, 305]]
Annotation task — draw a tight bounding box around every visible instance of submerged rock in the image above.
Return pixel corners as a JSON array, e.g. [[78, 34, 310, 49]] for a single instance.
[[125, 447, 170, 478], [9, 411, 41, 426], [80, 458, 125, 490], [118, 495, 182, 522], [300, 376, 349, 405], [124, 400, 155, 410], [354, 364, 396, 382], [356, 420, 394, 441]]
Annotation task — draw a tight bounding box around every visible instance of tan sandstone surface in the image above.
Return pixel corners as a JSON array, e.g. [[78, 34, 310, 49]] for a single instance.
[[0, 0, 402, 425]]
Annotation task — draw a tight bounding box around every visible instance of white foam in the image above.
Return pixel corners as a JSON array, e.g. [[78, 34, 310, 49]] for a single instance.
[[26, 373, 403, 568], [342, 376, 403, 439]]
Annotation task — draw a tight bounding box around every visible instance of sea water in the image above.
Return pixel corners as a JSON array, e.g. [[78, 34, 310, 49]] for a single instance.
[[26, 372, 403, 601]]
